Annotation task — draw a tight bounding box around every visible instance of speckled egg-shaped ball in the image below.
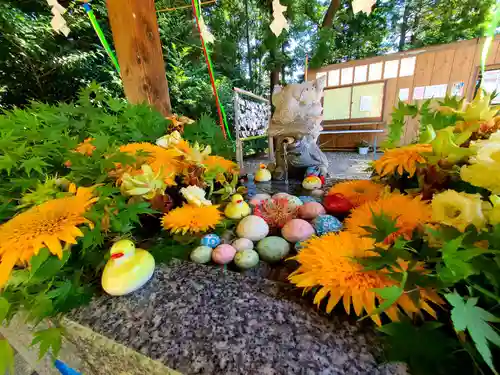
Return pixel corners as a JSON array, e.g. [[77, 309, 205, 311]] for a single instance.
[[212, 244, 237, 264], [200, 233, 221, 248], [190, 246, 213, 264], [312, 215, 343, 235], [287, 195, 303, 210], [281, 219, 315, 243], [232, 238, 254, 252], [299, 202, 326, 220], [249, 193, 272, 206], [236, 215, 269, 241], [256, 236, 290, 263], [298, 196, 318, 204], [234, 249, 260, 269], [272, 192, 291, 200]]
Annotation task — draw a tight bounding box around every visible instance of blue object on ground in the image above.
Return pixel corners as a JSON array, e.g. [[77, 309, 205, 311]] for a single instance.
[[55, 360, 81, 375]]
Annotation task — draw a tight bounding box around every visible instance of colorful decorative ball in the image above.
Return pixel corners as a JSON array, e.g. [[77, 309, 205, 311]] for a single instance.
[[200, 234, 221, 248], [286, 195, 303, 210], [236, 215, 269, 241], [232, 238, 254, 252], [234, 249, 260, 269], [298, 196, 318, 203], [249, 193, 272, 206], [190, 246, 213, 264], [212, 244, 237, 264], [323, 193, 353, 216], [312, 215, 343, 235], [272, 192, 291, 200], [302, 176, 322, 190], [256, 236, 290, 263], [306, 166, 321, 177], [299, 202, 326, 220], [281, 219, 315, 243]]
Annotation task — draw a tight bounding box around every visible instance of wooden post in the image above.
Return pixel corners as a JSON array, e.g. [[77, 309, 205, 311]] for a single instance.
[[106, 0, 171, 116]]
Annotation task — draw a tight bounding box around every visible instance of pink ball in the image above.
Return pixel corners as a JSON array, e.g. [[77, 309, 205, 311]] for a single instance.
[[281, 219, 315, 243], [299, 202, 326, 220], [212, 244, 237, 264]]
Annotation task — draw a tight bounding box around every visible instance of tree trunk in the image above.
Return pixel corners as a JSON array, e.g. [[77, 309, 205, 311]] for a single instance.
[[398, 0, 411, 51], [106, 0, 171, 116], [321, 0, 341, 28], [245, 0, 253, 90], [281, 42, 286, 84]]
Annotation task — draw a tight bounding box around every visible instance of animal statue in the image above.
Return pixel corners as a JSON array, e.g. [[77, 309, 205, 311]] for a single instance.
[[268, 76, 329, 180]]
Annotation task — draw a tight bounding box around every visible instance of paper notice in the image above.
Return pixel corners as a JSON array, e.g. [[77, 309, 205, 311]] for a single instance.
[[359, 96, 372, 112], [413, 86, 425, 100], [399, 88, 409, 101]]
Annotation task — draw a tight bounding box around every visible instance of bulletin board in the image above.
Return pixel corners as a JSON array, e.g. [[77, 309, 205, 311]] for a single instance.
[[323, 87, 352, 121], [323, 82, 384, 122], [351, 82, 385, 119]]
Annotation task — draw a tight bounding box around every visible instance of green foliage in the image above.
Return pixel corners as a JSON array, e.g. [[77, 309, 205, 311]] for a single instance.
[[446, 292, 500, 374], [377, 321, 458, 375], [31, 327, 63, 361], [0, 340, 14, 375], [183, 114, 234, 159], [383, 101, 419, 148]]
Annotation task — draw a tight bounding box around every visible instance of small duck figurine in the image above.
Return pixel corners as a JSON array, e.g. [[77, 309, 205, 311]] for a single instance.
[[224, 194, 251, 219], [302, 175, 323, 190], [101, 239, 155, 296], [255, 164, 272, 182]]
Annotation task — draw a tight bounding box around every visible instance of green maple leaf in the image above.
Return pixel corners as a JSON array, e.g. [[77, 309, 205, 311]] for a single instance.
[[362, 210, 400, 243], [20, 157, 50, 176], [360, 272, 407, 321], [31, 327, 63, 361], [0, 155, 15, 175], [0, 297, 9, 323], [0, 339, 14, 375], [445, 291, 500, 374]]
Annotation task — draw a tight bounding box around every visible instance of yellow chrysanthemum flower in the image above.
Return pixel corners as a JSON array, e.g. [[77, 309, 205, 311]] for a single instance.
[[119, 142, 181, 186], [327, 180, 384, 207], [289, 231, 443, 326], [0, 187, 97, 287], [120, 164, 167, 200], [431, 190, 487, 232], [374, 144, 432, 178], [461, 163, 500, 194], [203, 155, 238, 174], [345, 194, 431, 243], [161, 204, 222, 234]]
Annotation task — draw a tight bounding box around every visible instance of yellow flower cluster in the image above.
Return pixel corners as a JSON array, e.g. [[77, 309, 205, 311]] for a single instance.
[[460, 131, 500, 194]]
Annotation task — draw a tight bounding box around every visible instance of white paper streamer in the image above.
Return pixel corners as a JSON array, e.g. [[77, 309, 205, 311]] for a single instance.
[[270, 0, 289, 37], [352, 0, 376, 15], [47, 0, 70, 36]]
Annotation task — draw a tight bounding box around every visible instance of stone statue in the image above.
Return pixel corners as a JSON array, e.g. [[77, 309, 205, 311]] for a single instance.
[[268, 76, 329, 180]]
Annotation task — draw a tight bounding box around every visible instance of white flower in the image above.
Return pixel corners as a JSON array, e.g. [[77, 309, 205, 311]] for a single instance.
[[180, 186, 212, 207]]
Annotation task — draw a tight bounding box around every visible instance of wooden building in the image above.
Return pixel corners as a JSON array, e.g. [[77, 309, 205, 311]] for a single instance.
[[308, 35, 500, 149]]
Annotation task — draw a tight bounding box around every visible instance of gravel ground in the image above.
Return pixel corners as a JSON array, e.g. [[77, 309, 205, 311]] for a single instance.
[[243, 151, 375, 180]]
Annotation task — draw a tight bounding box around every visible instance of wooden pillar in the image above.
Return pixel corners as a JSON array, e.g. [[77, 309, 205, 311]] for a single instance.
[[106, 0, 171, 116]]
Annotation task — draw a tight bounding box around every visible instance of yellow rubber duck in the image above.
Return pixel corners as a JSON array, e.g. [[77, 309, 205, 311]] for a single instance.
[[224, 194, 251, 219], [101, 240, 155, 296], [255, 164, 272, 182]]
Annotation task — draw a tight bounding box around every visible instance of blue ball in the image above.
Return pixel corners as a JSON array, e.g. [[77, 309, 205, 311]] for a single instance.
[[312, 215, 342, 236], [200, 234, 221, 248], [305, 166, 321, 177], [298, 196, 319, 204]]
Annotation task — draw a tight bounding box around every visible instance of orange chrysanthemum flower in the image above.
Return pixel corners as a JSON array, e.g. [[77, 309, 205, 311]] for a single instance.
[[161, 204, 222, 234], [0, 187, 97, 287], [203, 155, 238, 173], [345, 194, 431, 243], [289, 231, 444, 326], [374, 144, 432, 177], [119, 142, 181, 186], [327, 180, 384, 207]]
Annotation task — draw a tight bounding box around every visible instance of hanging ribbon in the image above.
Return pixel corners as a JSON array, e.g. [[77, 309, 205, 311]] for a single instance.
[[82, 2, 120, 74], [191, 0, 232, 140], [480, 1, 500, 79]]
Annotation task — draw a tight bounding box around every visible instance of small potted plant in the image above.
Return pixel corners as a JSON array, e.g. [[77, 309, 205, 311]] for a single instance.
[[357, 140, 370, 155]]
